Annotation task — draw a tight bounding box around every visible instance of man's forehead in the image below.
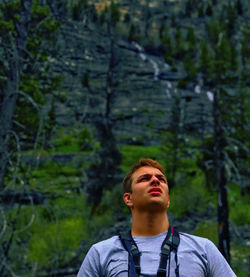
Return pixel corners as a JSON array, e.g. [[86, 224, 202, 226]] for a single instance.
[[132, 166, 164, 179]]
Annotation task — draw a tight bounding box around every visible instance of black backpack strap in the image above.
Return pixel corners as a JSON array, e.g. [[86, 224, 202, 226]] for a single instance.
[[157, 226, 180, 277], [120, 227, 180, 277], [119, 231, 141, 277]]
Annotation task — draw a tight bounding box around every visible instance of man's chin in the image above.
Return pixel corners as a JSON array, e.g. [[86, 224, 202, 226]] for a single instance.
[[144, 200, 168, 212]]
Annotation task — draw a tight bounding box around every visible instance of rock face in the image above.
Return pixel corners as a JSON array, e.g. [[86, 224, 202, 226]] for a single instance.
[[52, 21, 213, 144]]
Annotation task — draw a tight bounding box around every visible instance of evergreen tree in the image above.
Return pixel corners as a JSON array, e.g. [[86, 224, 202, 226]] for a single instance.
[[206, 3, 213, 16], [199, 13, 248, 264], [199, 40, 210, 74], [186, 26, 197, 46], [236, 0, 243, 15], [183, 53, 197, 79]]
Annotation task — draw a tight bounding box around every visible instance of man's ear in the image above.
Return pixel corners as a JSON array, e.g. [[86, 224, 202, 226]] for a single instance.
[[123, 192, 133, 207], [167, 196, 170, 208]]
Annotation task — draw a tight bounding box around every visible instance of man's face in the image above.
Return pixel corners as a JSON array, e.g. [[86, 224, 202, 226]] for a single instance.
[[124, 166, 170, 212]]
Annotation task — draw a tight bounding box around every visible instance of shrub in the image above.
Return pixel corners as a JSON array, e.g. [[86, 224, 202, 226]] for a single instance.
[[194, 221, 218, 245]]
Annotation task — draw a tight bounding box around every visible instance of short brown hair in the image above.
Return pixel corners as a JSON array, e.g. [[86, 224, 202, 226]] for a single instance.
[[122, 158, 165, 193]]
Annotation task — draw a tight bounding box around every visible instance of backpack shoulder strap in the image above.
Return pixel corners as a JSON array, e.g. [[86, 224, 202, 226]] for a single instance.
[[157, 226, 180, 277], [119, 231, 141, 277], [120, 227, 180, 277]]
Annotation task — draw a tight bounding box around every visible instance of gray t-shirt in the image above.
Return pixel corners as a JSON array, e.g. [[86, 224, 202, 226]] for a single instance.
[[77, 231, 236, 277]]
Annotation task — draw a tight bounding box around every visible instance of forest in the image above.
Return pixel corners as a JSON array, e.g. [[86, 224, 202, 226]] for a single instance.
[[0, 0, 249, 276]]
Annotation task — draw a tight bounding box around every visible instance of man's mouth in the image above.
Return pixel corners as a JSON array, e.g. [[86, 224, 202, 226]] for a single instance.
[[148, 188, 162, 194]]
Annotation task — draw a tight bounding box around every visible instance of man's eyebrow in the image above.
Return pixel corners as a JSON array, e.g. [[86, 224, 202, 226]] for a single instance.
[[136, 174, 151, 181], [156, 174, 167, 181], [136, 173, 167, 181], [156, 174, 166, 179]]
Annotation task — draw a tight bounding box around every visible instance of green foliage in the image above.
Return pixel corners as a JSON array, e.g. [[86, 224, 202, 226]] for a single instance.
[[128, 23, 140, 42], [231, 243, 250, 277], [71, 0, 88, 20], [229, 183, 250, 225], [98, 1, 120, 27], [98, 184, 127, 215], [177, 78, 187, 89], [198, 5, 204, 17], [110, 1, 120, 26], [205, 3, 213, 16], [49, 195, 91, 221], [184, 0, 193, 17], [19, 75, 44, 103], [214, 37, 238, 71], [236, 0, 243, 15], [225, 3, 237, 36], [31, 161, 81, 180], [32, 0, 50, 19], [31, 0, 60, 36], [206, 19, 223, 45], [0, 0, 20, 20], [82, 72, 89, 88], [0, 19, 15, 33], [174, 27, 186, 58], [241, 26, 250, 65], [28, 216, 84, 267], [186, 27, 197, 47], [169, 169, 215, 218], [162, 134, 216, 217], [163, 36, 173, 64], [17, 195, 90, 269], [194, 221, 218, 245], [79, 128, 96, 151], [6, 195, 91, 271], [183, 53, 197, 79], [85, 122, 122, 208], [119, 145, 163, 174], [0, 0, 61, 157], [53, 133, 80, 152], [0, 0, 19, 38], [51, 126, 96, 153], [89, 210, 113, 238]]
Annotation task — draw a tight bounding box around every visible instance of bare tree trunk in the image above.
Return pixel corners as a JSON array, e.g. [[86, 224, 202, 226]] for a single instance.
[[0, 0, 33, 189], [0, 71, 19, 189], [213, 88, 230, 263]]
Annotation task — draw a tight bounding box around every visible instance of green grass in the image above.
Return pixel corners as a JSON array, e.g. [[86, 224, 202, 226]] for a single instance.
[[28, 162, 82, 194], [50, 126, 97, 153]]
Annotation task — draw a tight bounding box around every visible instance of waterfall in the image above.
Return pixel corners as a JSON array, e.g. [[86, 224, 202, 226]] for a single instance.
[[132, 41, 214, 102]]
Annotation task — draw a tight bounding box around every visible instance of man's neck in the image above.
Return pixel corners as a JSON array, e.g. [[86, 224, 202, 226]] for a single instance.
[[131, 211, 169, 237]]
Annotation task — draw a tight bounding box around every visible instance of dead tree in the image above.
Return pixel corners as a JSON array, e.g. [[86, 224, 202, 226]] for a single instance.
[[213, 88, 230, 263], [0, 0, 34, 189]]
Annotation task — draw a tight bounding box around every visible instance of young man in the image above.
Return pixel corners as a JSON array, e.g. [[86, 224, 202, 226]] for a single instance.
[[77, 158, 236, 277]]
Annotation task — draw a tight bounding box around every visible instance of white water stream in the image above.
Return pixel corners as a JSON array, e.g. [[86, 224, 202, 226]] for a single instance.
[[132, 41, 213, 102]]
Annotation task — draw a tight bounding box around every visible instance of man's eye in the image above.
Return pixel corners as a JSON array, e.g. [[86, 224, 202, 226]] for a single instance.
[[140, 177, 149, 181]]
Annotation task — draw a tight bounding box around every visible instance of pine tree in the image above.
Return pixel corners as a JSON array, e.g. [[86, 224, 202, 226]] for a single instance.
[[206, 3, 213, 16]]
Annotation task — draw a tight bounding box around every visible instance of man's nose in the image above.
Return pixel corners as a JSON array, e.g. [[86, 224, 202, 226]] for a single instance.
[[150, 176, 160, 186]]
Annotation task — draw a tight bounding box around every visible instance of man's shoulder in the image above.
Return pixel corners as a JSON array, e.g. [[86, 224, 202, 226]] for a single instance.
[[179, 232, 210, 243], [178, 232, 214, 251], [92, 234, 124, 252]]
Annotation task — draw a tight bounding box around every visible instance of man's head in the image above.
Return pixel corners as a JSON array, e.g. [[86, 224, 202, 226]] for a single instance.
[[123, 158, 166, 193], [122, 158, 170, 212]]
